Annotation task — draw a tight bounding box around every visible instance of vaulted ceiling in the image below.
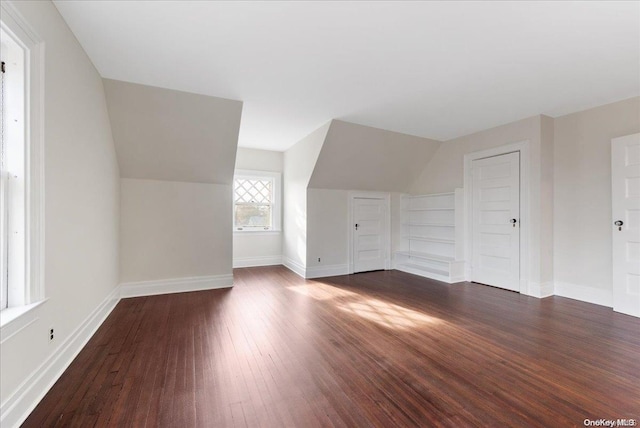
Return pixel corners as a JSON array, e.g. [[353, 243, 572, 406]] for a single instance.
[[55, 1, 639, 151], [104, 79, 242, 184], [309, 120, 441, 192]]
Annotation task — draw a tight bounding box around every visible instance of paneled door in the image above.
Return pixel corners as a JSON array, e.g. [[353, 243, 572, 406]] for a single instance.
[[612, 133, 640, 317], [353, 197, 387, 273], [471, 152, 520, 291]]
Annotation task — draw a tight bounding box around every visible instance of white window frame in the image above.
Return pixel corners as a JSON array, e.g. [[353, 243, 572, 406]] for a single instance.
[[0, 1, 45, 323], [233, 169, 281, 233], [0, 34, 8, 311]]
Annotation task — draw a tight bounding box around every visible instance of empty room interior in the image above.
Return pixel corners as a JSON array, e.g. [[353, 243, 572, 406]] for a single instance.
[[1, 1, 639, 427]]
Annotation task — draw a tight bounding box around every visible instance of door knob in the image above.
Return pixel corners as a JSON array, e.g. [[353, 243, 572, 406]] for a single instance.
[[614, 220, 623, 231], [355, 223, 359, 230], [510, 218, 517, 227]]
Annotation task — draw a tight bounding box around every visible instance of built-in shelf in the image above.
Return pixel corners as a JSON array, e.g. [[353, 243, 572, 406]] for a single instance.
[[405, 192, 454, 198], [395, 251, 454, 263], [396, 263, 450, 279], [395, 189, 465, 284], [406, 208, 454, 212], [402, 223, 455, 227], [402, 236, 455, 244]]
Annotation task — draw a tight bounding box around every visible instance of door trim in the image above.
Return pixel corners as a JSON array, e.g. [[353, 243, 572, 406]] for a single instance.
[[611, 133, 640, 317], [463, 141, 530, 293], [348, 191, 391, 274]]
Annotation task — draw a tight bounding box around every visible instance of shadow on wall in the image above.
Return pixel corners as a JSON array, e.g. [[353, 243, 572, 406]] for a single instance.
[[296, 205, 306, 263]]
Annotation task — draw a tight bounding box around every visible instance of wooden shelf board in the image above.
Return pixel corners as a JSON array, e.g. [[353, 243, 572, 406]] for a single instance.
[[402, 223, 455, 227], [404, 192, 454, 198], [396, 263, 449, 278], [402, 236, 455, 244], [395, 251, 455, 263], [406, 208, 454, 212]]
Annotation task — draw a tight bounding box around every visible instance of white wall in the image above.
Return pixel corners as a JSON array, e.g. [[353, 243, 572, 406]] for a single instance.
[[540, 116, 555, 288], [235, 147, 282, 172], [120, 179, 232, 283], [306, 189, 349, 271], [553, 97, 640, 304], [103, 78, 242, 184], [0, 1, 119, 425], [410, 115, 554, 295], [282, 123, 330, 275], [233, 148, 283, 267], [309, 120, 441, 191], [306, 189, 404, 277], [303, 120, 442, 278], [409, 97, 640, 306], [105, 80, 241, 290], [390, 192, 405, 260], [411, 116, 543, 194]]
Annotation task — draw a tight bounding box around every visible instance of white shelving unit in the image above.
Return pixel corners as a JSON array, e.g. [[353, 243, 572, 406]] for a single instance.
[[395, 189, 465, 283]]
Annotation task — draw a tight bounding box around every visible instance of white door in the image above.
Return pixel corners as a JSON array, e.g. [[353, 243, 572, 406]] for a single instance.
[[471, 152, 520, 291], [353, 197, 387, 273], [612, 133, 640, 317]]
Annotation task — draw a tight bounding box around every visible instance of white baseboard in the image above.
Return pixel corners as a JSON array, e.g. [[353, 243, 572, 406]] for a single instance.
[[282, 257, 306, 278], [449, 274, 466, 284], [0, 285, 121, 428], [1, 272, 235, 427], [120, 274, 233, 298], [526, 281, 555, 298], [282, 258, 350, 280], [305, 264, 349, 279], [233, 255, 282, 268], [554, 281, 613, 307], [395, 264, 451, 284]]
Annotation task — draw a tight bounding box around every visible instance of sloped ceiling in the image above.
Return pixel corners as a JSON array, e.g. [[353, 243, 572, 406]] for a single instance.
[[55, 1, 639, 151], [103, 79, 243, 184], [308, 120, 441, 192]]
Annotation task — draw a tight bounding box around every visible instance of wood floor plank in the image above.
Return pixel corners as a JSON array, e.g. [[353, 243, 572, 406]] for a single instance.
[[23, 266, 640, 427]]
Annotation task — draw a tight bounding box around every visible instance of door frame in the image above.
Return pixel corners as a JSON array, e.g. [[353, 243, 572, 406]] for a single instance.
[[463, 141, 530, 293], [611, 133, 640, 317], [347, 191, 391, 274]]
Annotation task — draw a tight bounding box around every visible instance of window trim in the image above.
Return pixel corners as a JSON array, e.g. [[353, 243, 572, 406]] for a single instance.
[[0, 1, 45, 321], [233, 169, 281, 233], [2, 25, 27, 311], [0, 57, 6, 311]]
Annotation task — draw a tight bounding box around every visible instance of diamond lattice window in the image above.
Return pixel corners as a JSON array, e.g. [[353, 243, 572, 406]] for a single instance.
[[235, 179, 272, 204], [234, 177, 274, 230]]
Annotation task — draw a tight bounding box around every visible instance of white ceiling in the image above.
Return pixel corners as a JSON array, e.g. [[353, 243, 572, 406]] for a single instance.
[[54, 1, 640, 151]]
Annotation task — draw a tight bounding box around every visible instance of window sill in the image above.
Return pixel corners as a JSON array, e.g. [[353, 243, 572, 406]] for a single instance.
[[233, 230, 282, 236], [0, 299, 48, 341]]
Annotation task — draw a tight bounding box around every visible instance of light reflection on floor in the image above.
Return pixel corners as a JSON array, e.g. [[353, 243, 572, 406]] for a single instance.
[[287, 282, 358, 300], [288, 281, 443, 330], [337, 298, 443, 329]]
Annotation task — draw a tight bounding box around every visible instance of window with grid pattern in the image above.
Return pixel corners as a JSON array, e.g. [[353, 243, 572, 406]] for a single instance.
[[233, 171, 281, 231], [1, 23, 32, 311]]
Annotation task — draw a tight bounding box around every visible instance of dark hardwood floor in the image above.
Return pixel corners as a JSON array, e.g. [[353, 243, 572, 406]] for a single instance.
[[24, 266, 640, 427]]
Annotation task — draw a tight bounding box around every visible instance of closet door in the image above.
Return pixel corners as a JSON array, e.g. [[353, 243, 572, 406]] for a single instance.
[[471, 152, 520, 292], [612, 133, 640, 317]]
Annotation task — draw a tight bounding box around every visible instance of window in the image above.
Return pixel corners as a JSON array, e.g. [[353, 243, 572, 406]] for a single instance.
[[233, 170, 281, 232], [0, 6, 44, 317], [1, 26, 26, 311], [0, 42, 6, 309]]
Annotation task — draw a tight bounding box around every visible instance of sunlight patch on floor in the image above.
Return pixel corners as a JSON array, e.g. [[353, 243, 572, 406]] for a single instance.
[[337, 298, 443, 330], [287, 282, 358, 301]]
